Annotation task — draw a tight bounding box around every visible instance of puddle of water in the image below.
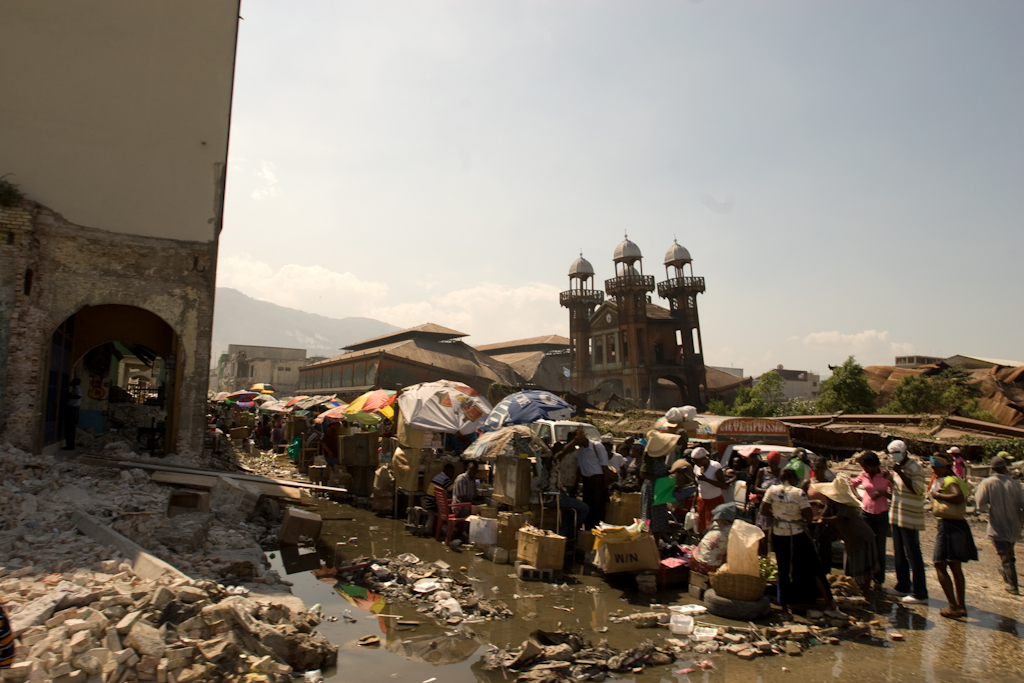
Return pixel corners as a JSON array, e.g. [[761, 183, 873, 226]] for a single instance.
[[268, 498, 1024, 683]]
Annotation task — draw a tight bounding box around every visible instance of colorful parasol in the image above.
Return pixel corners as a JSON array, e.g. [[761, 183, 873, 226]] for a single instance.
[[250, 383, 277, 394], [480, 390, 575, 432], [462, 425, 551, 460], [396, 380, 492, 435], [344, 389, 397, 421]]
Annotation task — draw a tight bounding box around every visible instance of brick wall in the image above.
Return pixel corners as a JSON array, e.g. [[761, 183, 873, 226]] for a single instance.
[[0, 201, 217, 457]]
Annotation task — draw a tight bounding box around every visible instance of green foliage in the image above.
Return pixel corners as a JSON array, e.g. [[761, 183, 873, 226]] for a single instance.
[[0, 174, 22, 207], [882, 367, 989, 418], [706, 398, 730, 415], [726, 371, 789, 418], [815, 356, 877, 414]]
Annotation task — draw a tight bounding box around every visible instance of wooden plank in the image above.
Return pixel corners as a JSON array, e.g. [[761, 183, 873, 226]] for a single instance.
[[79, 454, 344, 494], [149, 470, 302, 499]]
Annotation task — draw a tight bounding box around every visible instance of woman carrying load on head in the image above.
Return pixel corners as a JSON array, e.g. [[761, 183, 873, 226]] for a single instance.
[[760, 462, 841, 617], [640, 432, 680, 541]]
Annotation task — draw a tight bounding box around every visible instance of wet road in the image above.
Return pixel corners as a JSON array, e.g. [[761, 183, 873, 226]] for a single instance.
[[270, 498, 1024, 683]]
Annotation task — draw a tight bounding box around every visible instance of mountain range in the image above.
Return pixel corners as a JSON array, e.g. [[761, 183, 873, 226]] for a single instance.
[[211, 287, 399, 363]]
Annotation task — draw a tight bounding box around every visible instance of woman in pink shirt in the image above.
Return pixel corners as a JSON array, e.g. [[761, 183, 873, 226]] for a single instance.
[[850, 452, 893, 589]]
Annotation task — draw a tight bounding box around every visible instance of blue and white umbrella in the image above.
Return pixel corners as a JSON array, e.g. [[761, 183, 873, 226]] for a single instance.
[[481, 390, 575, 432]]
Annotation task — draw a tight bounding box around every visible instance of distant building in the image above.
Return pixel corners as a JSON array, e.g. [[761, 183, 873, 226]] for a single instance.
[[942, 355, 1024, 370], [759, 365, 820, 401], [217, 345, 307, 395], [560, 237, 708, 410], [476, 335, 572, 391], [298, 323, 522, 399], [709, 366, 744, 378], [895, 355, 944, 369]]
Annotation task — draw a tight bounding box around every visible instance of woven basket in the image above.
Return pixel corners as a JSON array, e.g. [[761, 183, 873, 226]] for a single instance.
[[709, 571, 767, 602]]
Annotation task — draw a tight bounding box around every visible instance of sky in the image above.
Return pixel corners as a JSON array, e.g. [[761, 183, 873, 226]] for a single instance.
[[216, 1, 1024, 378]]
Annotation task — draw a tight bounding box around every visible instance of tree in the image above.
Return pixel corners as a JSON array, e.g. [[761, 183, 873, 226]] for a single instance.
[[815, 356, 877, 414], [730, 371, 787, 418], [881, 367, 996, 421]]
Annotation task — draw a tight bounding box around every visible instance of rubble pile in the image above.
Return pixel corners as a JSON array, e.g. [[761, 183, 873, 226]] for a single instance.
[[341, 555, 513, 624], [2, 565, 337, 682], [483, 631, 678, 682], [0, 444, 276, 585]]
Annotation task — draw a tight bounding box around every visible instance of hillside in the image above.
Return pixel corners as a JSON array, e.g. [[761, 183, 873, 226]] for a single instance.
[[211, 287, 399, 363]]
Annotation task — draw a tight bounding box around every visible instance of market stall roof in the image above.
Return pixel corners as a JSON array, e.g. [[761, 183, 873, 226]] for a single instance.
[[341, 323, 467, 352], [779, 413, 1024, 456], [486, 350, 570, 390]]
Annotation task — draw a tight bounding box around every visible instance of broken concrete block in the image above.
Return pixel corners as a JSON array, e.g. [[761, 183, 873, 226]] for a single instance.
[[173, 587, 205, 604], [737, 648, 759, 660], [150, 587, 174, 611], [69, 630, 94, 654], [166, 490, 211, 518], [154, 514, 213, 554], [278, 508, 322, 545], [127, 622, 165, 659], [783, 641, 803, 656], [114, 611, 142, 635]]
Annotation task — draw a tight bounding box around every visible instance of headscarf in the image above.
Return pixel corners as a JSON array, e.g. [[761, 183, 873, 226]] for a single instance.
[[930, 454, 951, 468], [783, 459, 807, 482], [711, 502, 737, 523], [766, 451, 781, 465]]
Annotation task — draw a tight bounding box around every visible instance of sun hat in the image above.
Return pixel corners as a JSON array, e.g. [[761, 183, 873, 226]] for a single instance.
[[669, 458, 691, 473], [601, 432, 614, 444], [813, 478, 861, 508], [644, 430, 681, 458]]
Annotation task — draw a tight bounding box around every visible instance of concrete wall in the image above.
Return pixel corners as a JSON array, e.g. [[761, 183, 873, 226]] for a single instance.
[[226, 345, 307, 362], [0, 1, 239, 242], [0, 203, 217, 456]]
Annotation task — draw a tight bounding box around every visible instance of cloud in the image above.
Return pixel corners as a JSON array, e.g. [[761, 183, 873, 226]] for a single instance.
[[371, 282, 566, 344], [251, 160, 278, 200], [797, 329, 915, 367], [216, 254, 567, 343], [216, 254, 389, 317]]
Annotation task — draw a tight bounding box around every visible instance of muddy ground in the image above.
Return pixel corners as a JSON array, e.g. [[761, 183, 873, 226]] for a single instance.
[[276, 495, 1024, 683]]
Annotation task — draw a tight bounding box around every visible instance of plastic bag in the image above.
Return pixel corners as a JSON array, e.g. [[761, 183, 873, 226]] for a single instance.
[[653, 476, 677, 506], [683, 510, 697, 532], [726, 519, 764, 577]]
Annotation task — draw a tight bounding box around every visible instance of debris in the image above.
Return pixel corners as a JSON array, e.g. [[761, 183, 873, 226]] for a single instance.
[[358, 635, 382, 647]]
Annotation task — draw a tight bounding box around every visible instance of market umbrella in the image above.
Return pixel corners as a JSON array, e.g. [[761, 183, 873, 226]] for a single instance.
[[396, 380, 492, 435], [462, 425, 551, 460], [250, 383, 276, 394], [253, 394, 277, 404], [225, 390, 259, 405], [212, 391, 231, 402], [284, 395, 309, 408], [258, 400, 291, 413], [480, 390, 575, 432], [313, 404, 350, 424], [344, 389, 397, 421]]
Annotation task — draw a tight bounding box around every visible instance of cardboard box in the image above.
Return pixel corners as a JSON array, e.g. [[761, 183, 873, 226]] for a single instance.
[[279, 508, 323, 545], [229, 426, 250, 441], [493, 456, 533, 507], [576, 530, 595, 553], [594, 535, 660, 573], [497, 513, 528, 551], [392, 447, 421, 491], [517, 526, 566, 570], [604, 492, 642, 526], [472, 505, 499, 519]]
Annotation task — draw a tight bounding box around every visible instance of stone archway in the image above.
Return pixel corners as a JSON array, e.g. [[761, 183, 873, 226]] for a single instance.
[[43, 304, 183, 454]]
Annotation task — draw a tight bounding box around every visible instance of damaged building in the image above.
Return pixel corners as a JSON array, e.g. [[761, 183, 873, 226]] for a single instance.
[[0, 2, 240, 456], [297, 323, 524, 400]]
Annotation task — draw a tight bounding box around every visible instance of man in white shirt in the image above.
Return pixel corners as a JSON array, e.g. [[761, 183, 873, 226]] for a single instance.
[[692, 447, 728, 534], [604, 433, 626, 475], [565, 428, 610, 529]]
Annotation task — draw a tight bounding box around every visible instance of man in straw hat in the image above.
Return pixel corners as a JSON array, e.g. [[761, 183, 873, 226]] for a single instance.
[[975, 452, 1024, 595], [813, 477, 881, 594]]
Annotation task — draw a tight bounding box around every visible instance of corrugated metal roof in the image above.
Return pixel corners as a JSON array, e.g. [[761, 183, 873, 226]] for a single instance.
[[476, 335, 570, 353], [342, 323, 468, 351]]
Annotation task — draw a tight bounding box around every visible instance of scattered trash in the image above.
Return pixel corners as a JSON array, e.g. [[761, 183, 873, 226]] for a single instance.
[[397, 552, 421, 564], [358, 635, 382, 647], [304, 671, 324, 683]]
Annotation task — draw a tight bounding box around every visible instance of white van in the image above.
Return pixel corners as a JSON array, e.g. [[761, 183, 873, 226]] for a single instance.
[[528, 420, 602, 444]]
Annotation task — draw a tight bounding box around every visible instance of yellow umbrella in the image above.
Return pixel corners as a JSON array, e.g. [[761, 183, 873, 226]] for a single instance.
[[343, 389, 396, 421]]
